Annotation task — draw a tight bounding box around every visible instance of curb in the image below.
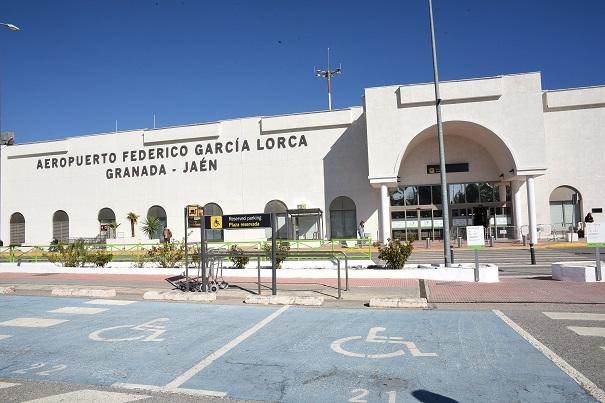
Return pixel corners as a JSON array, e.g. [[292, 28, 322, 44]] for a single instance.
[[143, 290, 216, 302], [51, 288, 116, 298], [0, 286, 16, 294], [244, 295, 324, 306], [369, 297, 428, 308]]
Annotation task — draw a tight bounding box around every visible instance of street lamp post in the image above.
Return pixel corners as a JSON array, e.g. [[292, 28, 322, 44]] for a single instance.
[[0, 22, 20, 246], [427, 0, 452, 267]]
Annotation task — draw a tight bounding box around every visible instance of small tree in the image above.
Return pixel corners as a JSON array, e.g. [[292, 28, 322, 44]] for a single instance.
[[377, 239, 414, 270], [263, 241, 290, 269], [141, 216, 161, 240], [108, 222, 121, 238], [228, 244, 249, 269], [127, 212, 139, 237]]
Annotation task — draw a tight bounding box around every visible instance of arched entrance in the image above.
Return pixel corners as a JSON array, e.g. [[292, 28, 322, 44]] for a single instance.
[[549, 186, 581, 232], [98, 207, 116, 237], [147, 205, 167, 240], [264, 200, 288, 239], [10, 212, 25, 245], [329, 196, 357, 238], [52, 210, 69, 243], [393, 121, 516, 241]]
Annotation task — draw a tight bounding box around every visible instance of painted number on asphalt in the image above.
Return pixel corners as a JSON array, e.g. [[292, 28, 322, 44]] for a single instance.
[[332, 327, 437, 359], [12, 363, 67, 375], [88, 318, 168, 342], [349, 389, 397, 403]]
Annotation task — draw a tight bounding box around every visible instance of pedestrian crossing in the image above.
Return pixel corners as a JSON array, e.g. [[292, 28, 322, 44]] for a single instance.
[[405, 248, 593, 276], [543, 311, 605, 350]]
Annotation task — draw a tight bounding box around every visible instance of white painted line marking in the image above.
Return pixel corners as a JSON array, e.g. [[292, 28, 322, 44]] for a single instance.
[[86, 299, 137, 306], [0, 318, 68, 328], [49, 307, 109, 315], [23, 389, 149, 402], [544, 312, 605, 321], [165, 305, 290, 389], [601, 346, 605, 352], [494, 310, 605, 402], [567, 326, 605, 337], [112, 383, 226, 398], [0, 334, 12, 341], [0, 381, 20, 389]]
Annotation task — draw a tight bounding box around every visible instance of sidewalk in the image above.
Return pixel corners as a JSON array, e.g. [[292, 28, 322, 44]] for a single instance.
[[1, 271, 603, 305]]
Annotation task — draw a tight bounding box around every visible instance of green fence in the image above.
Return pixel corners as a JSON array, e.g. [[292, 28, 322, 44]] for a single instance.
[[0, 238, 373, 264]]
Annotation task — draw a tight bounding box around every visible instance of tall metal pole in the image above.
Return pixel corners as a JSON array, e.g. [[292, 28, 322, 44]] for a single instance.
[[315, 48, 341, 112], [327, 48, 332, 111], [428, 0, 451, 267]]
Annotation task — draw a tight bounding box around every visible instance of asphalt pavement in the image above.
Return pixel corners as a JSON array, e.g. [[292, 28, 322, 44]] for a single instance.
[[1, 296, 603, 402]]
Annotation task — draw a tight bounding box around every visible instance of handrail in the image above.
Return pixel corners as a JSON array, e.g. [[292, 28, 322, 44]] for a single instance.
[[195, 249, 349, 299]]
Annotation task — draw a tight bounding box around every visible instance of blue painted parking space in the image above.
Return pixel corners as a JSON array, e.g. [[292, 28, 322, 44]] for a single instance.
[[0, 296, 596, 402], [181, 308, 594, 402], [0, 295, 279, 388]]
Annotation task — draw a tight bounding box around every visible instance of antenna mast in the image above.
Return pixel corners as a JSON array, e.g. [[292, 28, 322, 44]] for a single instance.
[[314, 48, 341, 111]]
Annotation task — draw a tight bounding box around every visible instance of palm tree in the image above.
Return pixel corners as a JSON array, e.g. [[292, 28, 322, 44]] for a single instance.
[[108, 222, 121, 238], [141, 216, 161, 240], [127, 212, 139, 237]]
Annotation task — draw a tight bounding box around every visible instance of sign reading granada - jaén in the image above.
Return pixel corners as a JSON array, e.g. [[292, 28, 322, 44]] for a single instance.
[[586, 223, 605, 247]]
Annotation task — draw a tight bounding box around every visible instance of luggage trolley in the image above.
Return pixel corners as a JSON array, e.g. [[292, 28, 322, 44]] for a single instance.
[[164, 248, 229, 293], [206, 248, 229, 292]]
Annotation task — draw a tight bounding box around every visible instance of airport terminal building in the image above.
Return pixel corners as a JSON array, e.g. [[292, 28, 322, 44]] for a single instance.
[[2, 72, 604, 246]]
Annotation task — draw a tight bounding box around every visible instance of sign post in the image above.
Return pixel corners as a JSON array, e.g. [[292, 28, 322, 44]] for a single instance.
[[183, 207, 189, 291], [466, 226, 485, 282], [185, 205, 203, 292], [586, 223, 605, 281], [271, 213, 277, 295]]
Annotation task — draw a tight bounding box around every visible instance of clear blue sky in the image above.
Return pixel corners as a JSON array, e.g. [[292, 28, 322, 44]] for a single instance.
[[1, 0, 604, 143]]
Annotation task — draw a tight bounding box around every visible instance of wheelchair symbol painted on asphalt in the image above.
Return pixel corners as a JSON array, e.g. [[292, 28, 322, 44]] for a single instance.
[[88, 318, 168, 342], [330, 327, 437, 359]]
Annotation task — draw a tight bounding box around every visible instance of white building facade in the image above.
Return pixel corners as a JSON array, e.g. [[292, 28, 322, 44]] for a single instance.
[[2, 72, 604, 246]]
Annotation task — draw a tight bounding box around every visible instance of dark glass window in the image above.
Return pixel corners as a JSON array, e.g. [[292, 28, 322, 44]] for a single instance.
[[418, 186, 432, 205], [466, 183, 479, 203], [479, 183, 494, 202], [404, 186, 418, 206], [432, 185, 442, 205]]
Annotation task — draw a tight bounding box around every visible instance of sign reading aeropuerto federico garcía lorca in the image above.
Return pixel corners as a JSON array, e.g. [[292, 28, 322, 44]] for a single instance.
[[33, 134, 309, 180]]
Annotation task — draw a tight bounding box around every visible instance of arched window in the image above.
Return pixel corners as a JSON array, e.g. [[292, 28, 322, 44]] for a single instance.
[[98, 208, 116, 237], [329, 196, 357, 239], [53, 210, 69, 243], [147, 205, 167, 240], [10, 212, 25, 245], [264, 200, 288, 239], [549, 186, 582, 231], [203, 202, 224, 242]]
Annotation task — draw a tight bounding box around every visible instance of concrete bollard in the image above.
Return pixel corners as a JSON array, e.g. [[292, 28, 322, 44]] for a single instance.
[[522, 235, 527, 246], [425, 238, 431, 249], [457, 237, 462, 248]]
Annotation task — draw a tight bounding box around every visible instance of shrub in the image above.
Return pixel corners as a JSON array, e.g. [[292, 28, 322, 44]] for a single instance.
[[377, 239, 414, 270], [87, 250, 113, 267], [228, 244, 249, 269], [45, 239, 89, 267], [263, 241, 290, 269], [147, 242, 184, 268]]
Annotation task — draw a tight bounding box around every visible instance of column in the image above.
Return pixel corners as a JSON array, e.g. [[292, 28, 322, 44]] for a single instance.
[[526, 176, 538, 245], [512, 181, 523, 240], [380, 184, 391, 243]]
